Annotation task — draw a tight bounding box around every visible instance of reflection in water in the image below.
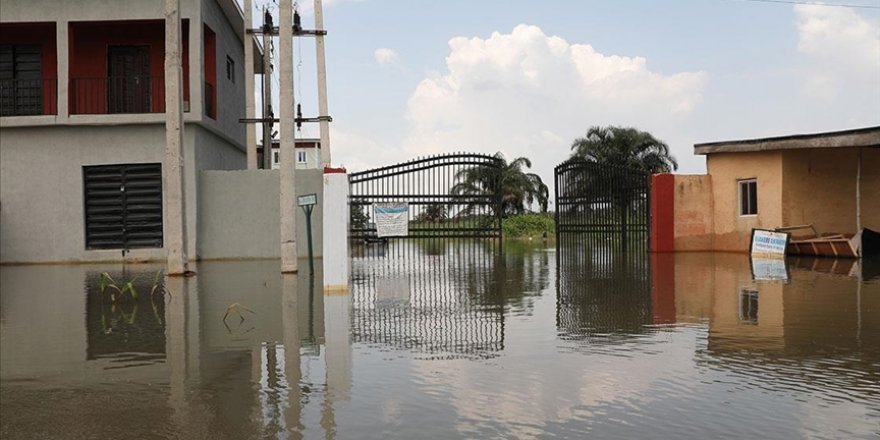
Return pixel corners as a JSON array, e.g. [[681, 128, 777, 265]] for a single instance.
[[351, 240, 505, 360], [1, 250, 878, 439], [85, 270, 166, 366], [556, 236, 654, 345]]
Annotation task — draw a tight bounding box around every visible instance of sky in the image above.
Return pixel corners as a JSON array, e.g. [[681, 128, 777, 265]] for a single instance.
[[249, 0, 880, 197]]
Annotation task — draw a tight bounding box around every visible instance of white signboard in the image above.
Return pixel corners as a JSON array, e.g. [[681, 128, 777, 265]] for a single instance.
[[374, 203, 409, 238], [750, 229, 789, 259], [751, 257, 789, 282]]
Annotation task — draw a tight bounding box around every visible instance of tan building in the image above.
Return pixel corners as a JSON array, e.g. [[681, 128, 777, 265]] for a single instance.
[[652, 127, 880, 253]]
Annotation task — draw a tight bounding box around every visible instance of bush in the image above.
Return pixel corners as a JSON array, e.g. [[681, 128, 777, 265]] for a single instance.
[[502, 213, 555, 238]]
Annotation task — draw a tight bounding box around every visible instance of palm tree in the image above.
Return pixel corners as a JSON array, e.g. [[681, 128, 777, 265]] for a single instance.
[[570, 126, 678, 173], [451, 152, 549, 218]]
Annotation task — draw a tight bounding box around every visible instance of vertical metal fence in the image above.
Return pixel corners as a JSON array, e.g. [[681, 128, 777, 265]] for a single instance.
[[348, 153, 504, 259]]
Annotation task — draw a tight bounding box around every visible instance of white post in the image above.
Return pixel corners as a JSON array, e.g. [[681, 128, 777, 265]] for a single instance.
[[165, 0, 188, 275], [244, 0, 257, 169], [56, 20, 69, 119], [314, 0, 331, 166], [280, 0, 298, 273], [322, 172, 349, 290]]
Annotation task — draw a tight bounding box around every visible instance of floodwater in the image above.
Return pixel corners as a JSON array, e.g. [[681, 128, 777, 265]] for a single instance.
[[1, 242, 878, 439]]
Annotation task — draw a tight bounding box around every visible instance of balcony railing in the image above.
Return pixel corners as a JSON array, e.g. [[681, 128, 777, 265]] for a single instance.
[[71, 76, 165, 115], [0, 78, 58, 116]]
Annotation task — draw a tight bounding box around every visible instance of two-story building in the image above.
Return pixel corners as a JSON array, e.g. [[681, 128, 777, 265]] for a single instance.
[[0, 0, 262, 263]]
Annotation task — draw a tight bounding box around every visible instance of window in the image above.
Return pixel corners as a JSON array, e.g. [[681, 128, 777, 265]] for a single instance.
[[83, 163, 163, 250], [226, 56, 235, 83], [273, 151, 280, 164], [739, 288, 759, 324], [297, 150, 307, 164], [739, 179, 757, 216], [0, 44, 43, 116]]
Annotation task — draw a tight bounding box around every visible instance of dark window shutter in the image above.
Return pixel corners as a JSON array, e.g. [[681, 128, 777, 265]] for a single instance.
[[84, 163, 163, 250]]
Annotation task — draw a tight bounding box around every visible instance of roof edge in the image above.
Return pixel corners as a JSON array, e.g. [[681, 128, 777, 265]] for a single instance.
[[694, 126, 880, 155]]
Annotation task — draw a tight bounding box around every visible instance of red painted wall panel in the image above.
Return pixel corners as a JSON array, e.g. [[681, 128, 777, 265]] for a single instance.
[[650, 173, 675, 253], [69, 19, 189, 114], [203, 24, 216, 119]]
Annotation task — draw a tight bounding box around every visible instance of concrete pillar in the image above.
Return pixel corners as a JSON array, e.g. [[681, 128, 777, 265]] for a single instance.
[[165, 0, 189, 275], [261, 11, 273, 170], [322, 171, 348, 290], [314, 0, 331, 165], [279, 0, 298, 273], [55, 20, 68, 118], [244, 0, 257, 169]]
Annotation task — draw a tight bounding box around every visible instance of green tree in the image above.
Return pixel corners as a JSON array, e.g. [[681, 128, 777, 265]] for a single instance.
[[451, 152, 549, 218], [570, 126, 678, 173]]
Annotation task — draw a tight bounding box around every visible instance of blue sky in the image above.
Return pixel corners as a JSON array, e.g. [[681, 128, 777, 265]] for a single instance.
[[250, 0, 880, 195]]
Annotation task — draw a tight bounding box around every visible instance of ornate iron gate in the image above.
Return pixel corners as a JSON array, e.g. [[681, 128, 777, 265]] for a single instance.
[[554, 159, 651, 253], [349, 153, 503, 257]]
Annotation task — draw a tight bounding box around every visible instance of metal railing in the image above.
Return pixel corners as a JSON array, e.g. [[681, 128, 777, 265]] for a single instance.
[[70, 75, 165, 115], [0, 78, 57, 116]]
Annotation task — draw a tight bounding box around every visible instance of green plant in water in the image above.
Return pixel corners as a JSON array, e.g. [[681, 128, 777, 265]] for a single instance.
[[98, 270, 164, 304]]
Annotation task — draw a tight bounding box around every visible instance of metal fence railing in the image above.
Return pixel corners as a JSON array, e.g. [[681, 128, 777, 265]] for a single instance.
[[70, 76, 165, 115], [0, 78, 57, 116]]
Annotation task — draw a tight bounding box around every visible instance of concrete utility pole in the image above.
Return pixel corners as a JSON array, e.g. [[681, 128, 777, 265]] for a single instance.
[[314, 0, 331, 166], [244, 0, 257, 169], [279, 0, 298, 273], [164, 0, 188, 275], [262, 8, 274, 170]]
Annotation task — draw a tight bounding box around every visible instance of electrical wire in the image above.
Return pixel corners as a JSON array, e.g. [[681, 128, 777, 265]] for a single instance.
[[723, 0, 880, 9]]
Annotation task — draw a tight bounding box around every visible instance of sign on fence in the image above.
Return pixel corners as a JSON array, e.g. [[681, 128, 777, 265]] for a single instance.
[[750, 229, 789, 259], [374, 203, 409, 238]]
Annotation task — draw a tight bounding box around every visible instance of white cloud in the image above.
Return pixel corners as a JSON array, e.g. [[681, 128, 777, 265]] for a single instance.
[[795, 5, 880, 100], [373, 47, 400, 65], [396, 24, 708, 195]]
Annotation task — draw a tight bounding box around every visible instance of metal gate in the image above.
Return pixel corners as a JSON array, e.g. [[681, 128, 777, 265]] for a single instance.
[[554, 159, 651, 253], [349, 153, 503, 257]]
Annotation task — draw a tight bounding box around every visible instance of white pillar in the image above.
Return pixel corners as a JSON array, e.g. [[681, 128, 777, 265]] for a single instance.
[[244, 0, 257, 169], [314, 0, 331, 166], [279, 0, 298, 273], [55, 20, 69, 118], [322, 172, 349, 290], [165, 0, 189, 275]]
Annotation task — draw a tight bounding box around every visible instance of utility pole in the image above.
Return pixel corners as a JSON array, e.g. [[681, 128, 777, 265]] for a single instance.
[[314, 0, 331, 166], [164, 0, 188, 275], [279, 0, 298, 273], [244, 0, 257, 169], [262, 8, 274, 170]]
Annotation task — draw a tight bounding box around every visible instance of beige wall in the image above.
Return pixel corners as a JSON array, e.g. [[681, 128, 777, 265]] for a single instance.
[[673, 175, 714, 251], [782, 147, 879, 236], [706, 151, 784, 252]]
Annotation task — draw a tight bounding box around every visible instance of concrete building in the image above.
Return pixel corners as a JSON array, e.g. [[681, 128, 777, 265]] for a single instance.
[[258, 138, 322, 170], [652, 127, 880, 253], [0, 0, 262, 263]]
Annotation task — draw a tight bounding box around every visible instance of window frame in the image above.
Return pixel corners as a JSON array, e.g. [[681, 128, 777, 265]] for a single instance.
[[738, 178, 758, 217], [297, 150, 307, 164]]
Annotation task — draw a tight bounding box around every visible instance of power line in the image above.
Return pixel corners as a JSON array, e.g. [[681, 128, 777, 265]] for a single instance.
[[724, 0, 880, 9]]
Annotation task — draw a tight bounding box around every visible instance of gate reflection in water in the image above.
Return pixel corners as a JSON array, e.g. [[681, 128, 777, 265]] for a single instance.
[[350, 239, 505, 360], [556, 235, 654, 346]]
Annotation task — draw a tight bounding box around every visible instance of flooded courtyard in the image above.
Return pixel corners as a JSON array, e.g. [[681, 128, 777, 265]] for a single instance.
[[1, 243, 878, 439]]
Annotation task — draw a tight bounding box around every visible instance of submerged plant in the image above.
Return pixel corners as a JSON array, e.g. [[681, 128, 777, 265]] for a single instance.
[[98, 270, 165, 304]]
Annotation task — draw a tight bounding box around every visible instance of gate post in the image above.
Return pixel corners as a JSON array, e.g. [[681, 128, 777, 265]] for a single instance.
[[323, 169, 349, 291]]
